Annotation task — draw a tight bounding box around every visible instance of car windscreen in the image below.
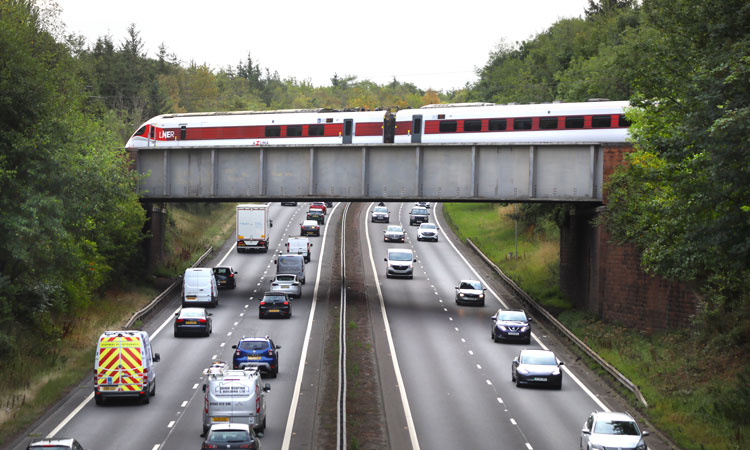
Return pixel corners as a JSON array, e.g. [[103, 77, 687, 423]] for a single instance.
[[497, 311, 527, 321], [239, 341, 268, 351], [29, 447, 70, 450], [460, 281, 482, 290], [412, 208, 428, 215], [520, 353, 557, 365], [388, 252, 412, 261], [420, 224, 436, 229], [593, 420, 640, 435], [374, 207, 388, 213], [207, 430, 251, 442], [386, 226, 402, 232]]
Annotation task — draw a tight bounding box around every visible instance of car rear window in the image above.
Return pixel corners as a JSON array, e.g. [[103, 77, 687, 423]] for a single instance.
[[239, 341, 268, 351], [179, 309, 204, 318], [276, 275, 296, 281], [263, 295, 287, 303], [208, 430, 251, 442], [214, 268, 230, 274]]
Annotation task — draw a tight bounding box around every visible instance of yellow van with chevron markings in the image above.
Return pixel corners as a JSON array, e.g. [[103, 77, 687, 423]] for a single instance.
[[94, 330, 160, 405]]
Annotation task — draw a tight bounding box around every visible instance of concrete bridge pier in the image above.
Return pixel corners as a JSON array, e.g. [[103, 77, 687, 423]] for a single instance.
[[143, 203, 167, 274]]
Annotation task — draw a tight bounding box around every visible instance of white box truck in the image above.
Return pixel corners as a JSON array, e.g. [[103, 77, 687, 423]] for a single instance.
[[236, 204, 272, 253]]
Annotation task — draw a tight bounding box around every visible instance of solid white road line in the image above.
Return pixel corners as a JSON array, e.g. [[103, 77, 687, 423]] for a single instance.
[[365, 202, 421, 450], [432, 205, 610, 412], [281, 202, 341, 450]]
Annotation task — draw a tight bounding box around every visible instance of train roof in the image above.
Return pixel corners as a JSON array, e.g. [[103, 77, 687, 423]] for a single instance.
[[398, 100, 629, 118]]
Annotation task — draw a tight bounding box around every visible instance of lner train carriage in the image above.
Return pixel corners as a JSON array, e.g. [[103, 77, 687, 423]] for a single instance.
[[125, 100, 629, 148]]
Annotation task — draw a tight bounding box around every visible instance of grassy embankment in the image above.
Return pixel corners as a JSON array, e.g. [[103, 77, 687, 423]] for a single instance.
[[0, 203, 237, 446], [442, 203, 748, 450]]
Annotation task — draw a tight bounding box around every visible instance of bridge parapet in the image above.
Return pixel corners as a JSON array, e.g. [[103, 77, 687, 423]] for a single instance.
[[133, 143, 612, 202]]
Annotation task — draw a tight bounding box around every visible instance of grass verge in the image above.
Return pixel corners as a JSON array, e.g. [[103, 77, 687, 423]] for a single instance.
[[0, 202, 237, 446], [442, 202, 748, 450]]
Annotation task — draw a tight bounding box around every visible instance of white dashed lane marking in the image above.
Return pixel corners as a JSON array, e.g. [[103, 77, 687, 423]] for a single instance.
[[167, 421, 175, 428], [181, 401, 188, 408]]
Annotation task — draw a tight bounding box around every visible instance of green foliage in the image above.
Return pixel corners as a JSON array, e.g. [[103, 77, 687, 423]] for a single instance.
[[602, 0, 750, 342], [0, 1, 145, 359]]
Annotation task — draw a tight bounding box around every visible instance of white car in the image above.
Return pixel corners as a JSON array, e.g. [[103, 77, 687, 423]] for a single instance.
[[416, 223, 439, 241], [455, 279, 485, 306], [383, 225, 405, 242], [414, 201, 431, 209], [270, 274, 302, 298], [580, 411, 649, 450]]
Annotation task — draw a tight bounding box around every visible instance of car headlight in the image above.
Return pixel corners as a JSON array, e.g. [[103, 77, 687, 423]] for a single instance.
[[478, 294, 484, 299], [552, 368, 560, 375], [591, 445, 606, 450], [517, 367, 529, 374], [497, 325, 507, 331], [459, 293, 465, 297], [520, 326, 528, 331], [636, 441, 647, 450]]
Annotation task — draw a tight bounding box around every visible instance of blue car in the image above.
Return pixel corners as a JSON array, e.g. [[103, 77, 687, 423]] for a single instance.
[[232, 336, 281, 378]]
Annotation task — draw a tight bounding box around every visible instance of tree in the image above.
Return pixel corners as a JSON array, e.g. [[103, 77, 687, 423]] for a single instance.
[[603, 0, 750, 340]]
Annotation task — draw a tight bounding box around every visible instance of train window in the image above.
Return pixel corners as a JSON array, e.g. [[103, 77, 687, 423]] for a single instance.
[[265, 126, 281, 137], [180, 125, 186, 140], [539, 117, 558, 130], [439, 121, 458, 133], [344, 120, 353, 136], [309, 124, 325, 136], [149, 127, 155, 139], [287, 125, 302, 137], [413, 117, 422, 133], [618, 115, 631, 127], [513, 118, 532, 130], [565, 116, 585, 129], [592, 115, 612, 128], [488, 119, 507, 131], [464, 120, 482, 132], [136, 126, 146, 136]]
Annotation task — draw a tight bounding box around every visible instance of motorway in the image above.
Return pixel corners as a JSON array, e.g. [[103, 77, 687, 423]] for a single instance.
[[11, 202, 664, 450]]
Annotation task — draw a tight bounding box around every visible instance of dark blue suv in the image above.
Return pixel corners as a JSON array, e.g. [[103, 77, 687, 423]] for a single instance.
[[490, 309, 532, 344], [232, 336, 281, 378]]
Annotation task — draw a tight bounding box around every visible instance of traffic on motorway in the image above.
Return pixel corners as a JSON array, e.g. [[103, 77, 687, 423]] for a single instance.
[[20, 201, 653, 450]]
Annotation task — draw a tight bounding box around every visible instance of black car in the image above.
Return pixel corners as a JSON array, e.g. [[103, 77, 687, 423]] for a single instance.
[[409, 207, 429, 225], [201, 423, 260, 449], [306, 209, 325, 224], [511, 349, 564, 389], [213, 266, 237, 289], [232, 335, 281, 377], [259, 292, 291, 319], [174, 307, 212, 337], [491, 309, 532, 344], [300, 220, 320, 236], [280, 201, 298, 206]]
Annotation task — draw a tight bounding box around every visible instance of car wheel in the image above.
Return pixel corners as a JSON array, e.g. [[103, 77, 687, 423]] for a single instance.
[[511, 370, 515, 382], [142, 393, 150, 404], [151, 380, 156, 396], [259, 312, 264, 319], [271, 369, 278, 378], [174, 330, 179, 338], [525, 337, 531, 345], [259, 416, 267, 432], [95, 395, 104, 406], [386, 274, 391, 279], [409, 275, 413, 279], [480, 301, 485, 307], [515, 377, 521, 388], [493, 333, 499, 343], [556, 383, 562, 390]]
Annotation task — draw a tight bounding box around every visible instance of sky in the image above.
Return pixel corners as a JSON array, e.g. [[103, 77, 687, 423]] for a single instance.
[[56, 0, 592, 92]]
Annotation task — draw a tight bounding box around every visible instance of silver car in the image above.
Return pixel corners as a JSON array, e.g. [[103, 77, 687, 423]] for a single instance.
[[383, 225, 405, 242], [455, 279, 486, 306], [371, 206, 390, 223], [269, 274, 302, 298], [580, 411, 649, 450]]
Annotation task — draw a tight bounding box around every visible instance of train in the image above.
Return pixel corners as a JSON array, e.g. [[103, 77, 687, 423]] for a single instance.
[[125, 100, 630, 148]]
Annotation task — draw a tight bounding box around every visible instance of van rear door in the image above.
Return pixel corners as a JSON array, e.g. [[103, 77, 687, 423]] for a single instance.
[[97, 335, 144, 393]]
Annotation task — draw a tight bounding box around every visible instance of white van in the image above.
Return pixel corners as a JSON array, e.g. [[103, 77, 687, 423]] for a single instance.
[[286, 236, 313, 263], [202, 361, 271, 435], [275, 254, 306, 284], [183, 268, 219, 308], [94, 330, 160, 405], [384, 248, 416, 279]]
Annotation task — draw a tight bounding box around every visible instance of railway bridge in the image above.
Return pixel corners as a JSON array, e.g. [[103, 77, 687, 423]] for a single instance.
[[131, 142, 696, 331]]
